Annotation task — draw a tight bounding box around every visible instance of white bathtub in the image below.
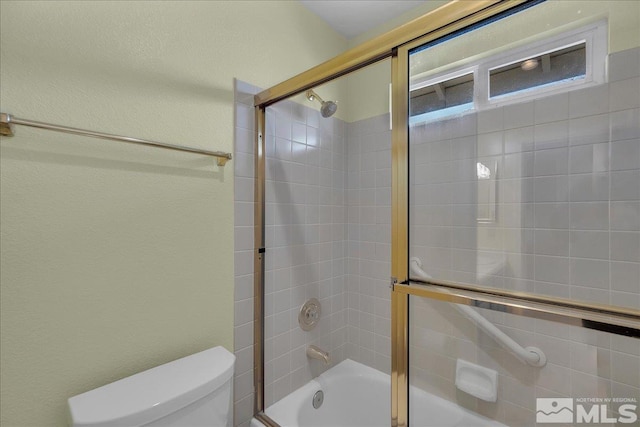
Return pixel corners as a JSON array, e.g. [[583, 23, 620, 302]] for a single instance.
[[251, 359, 506, 427]]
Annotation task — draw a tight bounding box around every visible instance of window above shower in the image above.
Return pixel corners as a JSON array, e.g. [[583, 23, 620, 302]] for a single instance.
[[409, 20, 607, 125], [410, 71, 475, 123]]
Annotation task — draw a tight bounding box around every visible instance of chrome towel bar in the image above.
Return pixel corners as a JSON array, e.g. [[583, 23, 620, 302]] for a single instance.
[[0, 112, 232, 166]]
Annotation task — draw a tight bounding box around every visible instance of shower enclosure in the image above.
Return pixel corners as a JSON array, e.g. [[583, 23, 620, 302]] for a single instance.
[[244, 1, 640, 426], [251, 64, 394, 415]]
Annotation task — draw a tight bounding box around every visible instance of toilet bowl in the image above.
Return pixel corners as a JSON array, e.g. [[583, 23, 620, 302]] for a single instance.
[[68, 346, 235, 426]]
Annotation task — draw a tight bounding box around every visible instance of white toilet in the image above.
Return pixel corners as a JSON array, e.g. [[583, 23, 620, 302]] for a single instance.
[[68, 346, 235, 427]]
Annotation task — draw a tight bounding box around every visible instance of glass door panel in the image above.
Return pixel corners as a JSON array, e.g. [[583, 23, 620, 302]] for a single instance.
[[405, 1, 640, 426], [408, 0, 639, 311], [409, 295, 640, 427], [259, 59, 393, 425]]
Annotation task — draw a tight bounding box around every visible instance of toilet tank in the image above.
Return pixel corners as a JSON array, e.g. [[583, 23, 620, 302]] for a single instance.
[[68, 346, 235, 427]]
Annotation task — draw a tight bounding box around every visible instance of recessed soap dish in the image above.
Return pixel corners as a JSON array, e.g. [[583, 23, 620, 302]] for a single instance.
[[455, 359, 498, 402]]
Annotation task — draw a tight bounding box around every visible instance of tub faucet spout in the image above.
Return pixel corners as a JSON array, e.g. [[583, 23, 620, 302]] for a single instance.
[[307, 345, 330, 365]]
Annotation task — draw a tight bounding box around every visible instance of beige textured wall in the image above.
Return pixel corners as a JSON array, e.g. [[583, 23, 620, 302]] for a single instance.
[[344, 1, 446, 123], [0, 1, 345, 426]]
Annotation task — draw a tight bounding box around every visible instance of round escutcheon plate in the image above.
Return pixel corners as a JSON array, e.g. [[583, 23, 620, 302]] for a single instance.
[[298, 298, 321, 331]]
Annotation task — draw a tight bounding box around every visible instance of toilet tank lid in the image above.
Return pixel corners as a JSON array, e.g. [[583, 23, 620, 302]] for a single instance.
[[68, 346, 235, 427]]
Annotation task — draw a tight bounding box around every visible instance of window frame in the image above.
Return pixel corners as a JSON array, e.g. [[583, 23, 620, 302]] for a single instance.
[[409, 66, 477, 125], [409, 19, 608, 124], [481, 19, 607, 107]]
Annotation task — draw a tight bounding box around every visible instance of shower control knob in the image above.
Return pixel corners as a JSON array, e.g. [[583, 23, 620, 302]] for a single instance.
[[299, 298, 321, 331]]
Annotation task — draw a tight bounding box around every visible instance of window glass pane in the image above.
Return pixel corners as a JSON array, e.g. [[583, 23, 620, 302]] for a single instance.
[[489, 42, 586, 98], [410, 73, 474, 120]]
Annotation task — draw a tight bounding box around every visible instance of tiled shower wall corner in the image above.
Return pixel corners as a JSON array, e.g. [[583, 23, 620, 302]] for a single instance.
[[345, 114, 393, 374], [408, 47, 640, 426]]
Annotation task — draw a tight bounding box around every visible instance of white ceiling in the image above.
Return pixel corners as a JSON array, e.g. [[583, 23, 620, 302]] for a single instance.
[[299, 0, 428, 39]]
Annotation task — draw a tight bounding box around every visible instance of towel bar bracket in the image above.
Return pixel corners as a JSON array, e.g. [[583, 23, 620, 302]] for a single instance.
[[0, 113, 15, 137]]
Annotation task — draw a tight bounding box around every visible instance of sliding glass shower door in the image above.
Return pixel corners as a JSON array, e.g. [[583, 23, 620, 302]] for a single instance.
[[398, 1, 640, 426], [251, 2, 639, 426], [255, 61, 395, 427]]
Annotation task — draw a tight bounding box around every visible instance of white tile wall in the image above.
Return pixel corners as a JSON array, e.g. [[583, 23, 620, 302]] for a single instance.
[[410, 48, 640, 308], [262, 98, 348, 408], [345, 113, 393, 374], [408, 47, 640, 426]]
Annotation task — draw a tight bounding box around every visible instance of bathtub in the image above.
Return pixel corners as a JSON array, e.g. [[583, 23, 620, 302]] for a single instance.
[[251, 359, 506, 427]]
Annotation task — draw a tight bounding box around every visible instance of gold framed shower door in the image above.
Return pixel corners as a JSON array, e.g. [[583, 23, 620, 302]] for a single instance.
[[251, 1, 640, 426]]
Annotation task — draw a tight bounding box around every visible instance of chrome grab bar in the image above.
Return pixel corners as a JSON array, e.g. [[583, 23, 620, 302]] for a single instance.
[[0, 112, 232, 166], [410, 258, 547, 367]]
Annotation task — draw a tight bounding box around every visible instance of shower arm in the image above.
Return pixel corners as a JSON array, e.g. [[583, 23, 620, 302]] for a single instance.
[[306, 89, 325, 105], [410, 257, 546, 368]]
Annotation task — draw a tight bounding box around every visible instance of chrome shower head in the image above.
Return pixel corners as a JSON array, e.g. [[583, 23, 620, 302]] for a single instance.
[[306, 89, 338, 118], [320, 100, 338, 118]]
